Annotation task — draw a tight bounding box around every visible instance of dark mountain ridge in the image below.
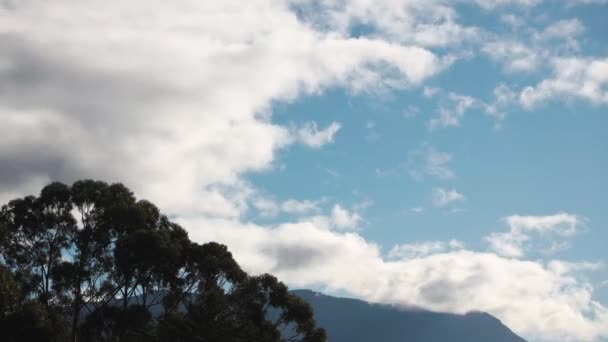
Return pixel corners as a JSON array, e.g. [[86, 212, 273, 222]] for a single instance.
[[80, 289, 527, 342], [291, 289, 527, 342]]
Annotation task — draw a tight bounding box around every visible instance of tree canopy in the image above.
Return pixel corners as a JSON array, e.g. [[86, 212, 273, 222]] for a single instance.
[[0, 180, 326, 342]]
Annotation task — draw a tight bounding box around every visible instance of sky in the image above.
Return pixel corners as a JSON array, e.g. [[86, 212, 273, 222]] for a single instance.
[[0, 0, 607, 341]]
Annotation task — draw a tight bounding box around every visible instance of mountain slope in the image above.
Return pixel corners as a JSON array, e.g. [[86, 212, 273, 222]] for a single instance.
[[292, 290, 527, 342]]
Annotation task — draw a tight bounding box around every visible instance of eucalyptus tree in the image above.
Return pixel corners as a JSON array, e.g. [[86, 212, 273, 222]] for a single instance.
[[0, 180, 326, 342]]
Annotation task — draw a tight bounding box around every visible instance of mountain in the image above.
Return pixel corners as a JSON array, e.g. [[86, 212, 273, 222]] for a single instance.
[[292, 290, 527, 342]]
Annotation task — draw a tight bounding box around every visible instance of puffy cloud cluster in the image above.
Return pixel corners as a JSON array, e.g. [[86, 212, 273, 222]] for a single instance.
[[0, 0, 445, 212], [291, 0, 480, 47], [521, 57, 608, 108], [180, 213, 608, 342], [486, 213, 585, 258], [478, 12, 607, 111]]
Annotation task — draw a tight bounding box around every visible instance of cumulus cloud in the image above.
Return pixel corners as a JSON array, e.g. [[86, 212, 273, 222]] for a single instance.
[[0, 0, 448, 216], [520, 57, 608, 108], [486, 213, 585, 258], [180, 215, 608, 342], [432, 188, 465, 207], [330, 204, 362, 230]]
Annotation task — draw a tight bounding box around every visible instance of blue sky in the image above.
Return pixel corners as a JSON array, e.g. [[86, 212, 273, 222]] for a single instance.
[[1, 1, 607, 341]]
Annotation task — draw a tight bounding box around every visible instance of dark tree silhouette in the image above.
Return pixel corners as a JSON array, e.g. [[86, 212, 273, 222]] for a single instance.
[[0, 180, 326, 342]]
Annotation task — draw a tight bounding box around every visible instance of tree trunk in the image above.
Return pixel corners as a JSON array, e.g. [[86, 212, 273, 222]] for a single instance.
[[71, 282, 82, 342], [71, 305, 79, 342]]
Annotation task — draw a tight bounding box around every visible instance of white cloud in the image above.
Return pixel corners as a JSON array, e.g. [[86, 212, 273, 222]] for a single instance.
[[388, 239, 464, 259], [0, 0, 446, 217], [448, 239, 465, 249], [252, 196, 323, 218], [481, 18, 585, 78], [364, 120, 380, 141], [330, 204, 362, 230], [486, 213, 585, 258], [180, 215, 608, 342], [251, 196, 280, 218], [425, 147, 456, 179], [474, 0, 542, 9], [500, 14, 526, 28], [294, 121, 342, 148], [402, 105, 420, 119], [476, 0, 605, 8], [293, 0, 480, 47], [535, 19, 585, 42], [565, 0, 608, 5], [429, 92, 477, 129], [505, 213, 583, 236], [485, 231, 528, 258], [407, 144, 456, 180], [389, 241, 446, 259], [432, 188, 465, 207], [482, 40, 539, 72], [423, 86, 440, 98], [427, 88, 517, 127], [520, 57, 608, 108], [282, 198, 322, 215], [483, 84, 518, 121]]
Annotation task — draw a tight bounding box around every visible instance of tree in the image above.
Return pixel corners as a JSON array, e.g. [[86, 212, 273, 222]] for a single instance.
[[1, 182, 75, 306], [157, 244, 326, 342], [0, 180, 326, 342], [0, 266, 69, 342]]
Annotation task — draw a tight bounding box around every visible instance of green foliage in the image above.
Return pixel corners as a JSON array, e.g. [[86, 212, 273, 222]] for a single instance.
[[0, 180, 326, 342], [0, 266, 69, 341]]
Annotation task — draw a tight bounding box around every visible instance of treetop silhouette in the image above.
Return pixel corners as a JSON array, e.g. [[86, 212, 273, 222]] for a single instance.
[[0, 180, 326, 342]]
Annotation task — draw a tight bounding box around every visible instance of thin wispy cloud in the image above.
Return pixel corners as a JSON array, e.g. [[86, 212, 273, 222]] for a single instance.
[[407, 144, 456, 181], [432, 188, 465, 207]]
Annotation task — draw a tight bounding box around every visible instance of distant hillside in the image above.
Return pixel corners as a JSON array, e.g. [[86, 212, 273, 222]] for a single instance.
[[291, 290, 527, 342]]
